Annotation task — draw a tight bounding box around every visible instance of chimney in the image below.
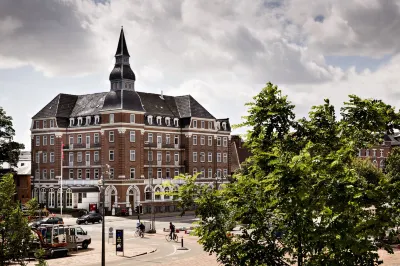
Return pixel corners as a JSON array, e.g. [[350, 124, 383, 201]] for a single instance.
[[160, 90, 164, 100]]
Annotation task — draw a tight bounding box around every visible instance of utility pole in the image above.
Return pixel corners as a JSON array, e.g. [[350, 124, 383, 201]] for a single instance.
[[145, 141, 155, 232], [100, 164, 110, 266], [37, 151, 42, 219]]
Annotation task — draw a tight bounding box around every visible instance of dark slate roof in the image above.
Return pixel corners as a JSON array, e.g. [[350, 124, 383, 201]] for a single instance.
[[70, 92, 107, 117], [33, 94, 78, 119], [115, 28, 130, 57], [102, 90, 145, 112], [109, 64, 136, 81], [137, 92, 180, 117], [174, 95, 215, 119]]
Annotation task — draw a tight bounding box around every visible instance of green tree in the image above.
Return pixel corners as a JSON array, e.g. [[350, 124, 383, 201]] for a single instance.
[[173, 82, 400, 265], [0, 107, 24, 167], [0, 174, 32, 266]]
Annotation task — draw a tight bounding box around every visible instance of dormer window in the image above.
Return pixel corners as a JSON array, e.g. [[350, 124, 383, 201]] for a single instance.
[[130, 114, 135, 123], [35, 121, 39, 129], [166, 117, 170, 126], [94, 115, 100, 124], [77, 117, 83, 126], [193, 120, 197, 128], [201, 121, 205, 129], [208, 121, 213, 129], [174, 118, 179, 127], [148, 115, 153, 125], [86, 116, 91, 125], [222, 122, 227, 130], [43, 120, 47, 128], [216, 122, 221, 130], [109, 114, 114, 124], [69, 118, 75, 127], [49, 119, 54, 128], [157, 116, 162, 125]]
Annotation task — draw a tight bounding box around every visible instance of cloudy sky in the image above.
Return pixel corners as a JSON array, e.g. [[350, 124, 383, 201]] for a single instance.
[[1, 0, 400, 149]]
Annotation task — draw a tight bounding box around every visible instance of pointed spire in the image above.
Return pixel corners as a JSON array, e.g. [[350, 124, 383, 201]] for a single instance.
[[115, 26, 130, 57]]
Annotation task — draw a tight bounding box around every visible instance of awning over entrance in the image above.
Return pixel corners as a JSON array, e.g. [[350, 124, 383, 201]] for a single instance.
[[70, 187, 100, 193]]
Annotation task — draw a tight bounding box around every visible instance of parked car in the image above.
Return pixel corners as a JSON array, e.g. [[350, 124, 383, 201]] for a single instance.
[[76, 213, 102, 225], [62, 226, 92, 249], [29, 217, 64, 228]]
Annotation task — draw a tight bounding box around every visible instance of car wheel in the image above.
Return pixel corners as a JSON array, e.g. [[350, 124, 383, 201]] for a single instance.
[[82, 241, 89, 249], [85, 221, 88, 225]]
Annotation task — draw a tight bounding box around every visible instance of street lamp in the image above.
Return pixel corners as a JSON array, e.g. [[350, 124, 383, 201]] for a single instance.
[[99, 164, 110, 266], [144, 141, 156, 232], [37, 151, 43, 218]]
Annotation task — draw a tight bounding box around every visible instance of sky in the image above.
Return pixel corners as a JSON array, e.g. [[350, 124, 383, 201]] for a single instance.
[[1, 0, 400, 150]]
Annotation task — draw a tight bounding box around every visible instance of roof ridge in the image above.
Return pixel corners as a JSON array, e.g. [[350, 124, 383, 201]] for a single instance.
[[187, 95, 192, 117], [54, 94, 61, 117]]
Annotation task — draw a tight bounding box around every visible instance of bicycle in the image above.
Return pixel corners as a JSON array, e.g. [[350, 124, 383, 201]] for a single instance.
[[165, 232, 179, 242], [134, 228, 144, 238]]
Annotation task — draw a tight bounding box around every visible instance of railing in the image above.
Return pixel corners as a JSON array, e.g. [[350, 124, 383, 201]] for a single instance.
[[75, 143, 84, 149], [164, 144, 174, 148], [174, 144, 180, 149], [93, 161, 101, 165], [93, 143, 101, 148], [157, 143, 162, 149]]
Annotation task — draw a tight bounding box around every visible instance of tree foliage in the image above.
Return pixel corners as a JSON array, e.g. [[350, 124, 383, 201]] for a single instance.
[[173, 82, 400, 265], [0, 174, 33, 266], [0, 107, 24, 167]]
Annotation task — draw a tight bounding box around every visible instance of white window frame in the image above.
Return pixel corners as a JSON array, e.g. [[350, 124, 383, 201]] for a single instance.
[[174, 118, 179, 127], [130, 131, 135, 142], [157, 116, 162, 125], [380, 149, 384, 157], [50, 152, 55, 163], [200, 152, 205, 162], [43, 135, 47, 146], [223, 137, 228, 147], [69, 169, 74, 179], [94, 133, 99, 144], [208, 168, 212, 178], [208, 136, 212, 146], [77, 134, 82, 144], [201, 136, 205, 145], [166, 134, 170, 144], [69, 135, 74, 144], [94, 151, 99, 162], [174, 168, 179, 177], [148, 133, 153, 143], [109, 114, 114, 124], [130, 168, 135, 179], [85, 169, 90, 179], [35, 121, 39, 129], [223, 153, 228, 163], [208, 152, 212, 162], [36, 136, 40, 146], [86, 152, 90, 164], [43, 152, 47, 163], [193, 168, 197, 176], [50, 169, 55, 179], [77, 169, 82, 179], [43, 120, 47, 128], [109, 131, 114, 142], [109, 150, 114, 161], [201, 121, 205, 129], [130, 114, 135, 123], [193, 135, 197, 145], [217, 153, 221, 163], [166, 151, 171, 163], [94, 169, 99, 179], [50, 119, 54, 128], [208, 121, 212, 129], [50, 135, 55, 145], [86, 116, 91, 125], [42, 169, 47, 179], [69, 152, 74, 163], [174, 152, 179, 162], [130, 150, 136, 161], [193, 152, 198, 162], [193, 120, 197, 128], [217, 137, 221, 146], [148, 115, 153, 125]]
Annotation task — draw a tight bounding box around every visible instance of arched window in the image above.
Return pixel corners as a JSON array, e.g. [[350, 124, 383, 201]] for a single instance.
[[66, 189, 73, 208], [164, 187, 170, 200], [128, 188, 136, 208], [40, 188, 46, 205], [380, 160, 385, 168], [49, 188, 55, 208], [145, 187, 152, 201], [173, 187, 179, 200], [57, 188, 62, 207], [155, 187, 161, 200]]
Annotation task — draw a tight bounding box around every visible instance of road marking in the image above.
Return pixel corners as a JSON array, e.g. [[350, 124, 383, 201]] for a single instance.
[[166, 244, 177, 257]]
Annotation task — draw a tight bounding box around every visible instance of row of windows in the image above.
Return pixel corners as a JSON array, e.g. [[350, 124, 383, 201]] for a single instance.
[[147, 115, 179, 127], [192, 168, 228, 178], [191, 120, 227, 131], [33, 188, 86, 207], [69, 134, 100, 145], [147, 151, 180, 162], [192, 135, 228, 147], [35, 152, 55, 163], [35, 135, 56, 146], [68, 151, 101, 163], [359, 149, 385, 157], [35, 119, 55, 129], [192, 152, 228, 163], [69, 115, 100, 127]]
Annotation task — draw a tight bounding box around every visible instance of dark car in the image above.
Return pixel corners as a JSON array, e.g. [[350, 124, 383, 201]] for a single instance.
[[76, 213, 102, 225], [29, 217, 64, 228]]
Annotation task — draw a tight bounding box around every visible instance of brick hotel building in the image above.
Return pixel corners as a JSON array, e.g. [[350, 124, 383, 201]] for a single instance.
[[31, 28, 232, 214]]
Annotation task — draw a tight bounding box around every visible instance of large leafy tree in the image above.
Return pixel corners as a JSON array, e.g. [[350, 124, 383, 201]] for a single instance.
[[173, 82, 400, 265], [0, 107, 24, 167]]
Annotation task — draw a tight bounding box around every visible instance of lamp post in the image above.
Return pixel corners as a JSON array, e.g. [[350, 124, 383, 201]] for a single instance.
[[99, 164, 110, 266], [144, 141, 155, 232], [37, 151, 43, 218]]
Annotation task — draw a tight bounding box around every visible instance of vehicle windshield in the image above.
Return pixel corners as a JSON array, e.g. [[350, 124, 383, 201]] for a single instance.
[[82, 215, 90, 218]]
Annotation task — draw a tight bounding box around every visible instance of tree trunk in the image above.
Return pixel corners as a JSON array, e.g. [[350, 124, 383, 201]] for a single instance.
[[298, 234, 303, 266]]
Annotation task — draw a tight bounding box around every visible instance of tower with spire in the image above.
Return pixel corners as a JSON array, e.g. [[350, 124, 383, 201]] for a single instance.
[[109, 27, 136, 91]]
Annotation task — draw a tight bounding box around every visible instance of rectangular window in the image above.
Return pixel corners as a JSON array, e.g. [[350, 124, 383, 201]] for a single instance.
[[166, 134, 170, 144], [174, 135, 179, 145], [148, 151, 153, 161], [69, 152, 74, 162], [366, 150, 370, 156], [109, 168, 114, 179], [94, 169, 99, 179], [36, 152, 40, 163], [77, 169, 82, 179], [157, 151, 162, 162], [109, 114, 114, 123], [77, 134, 82, 144], [223, 153, 228, 163], [201, 121, 205, 129], [78, 193, 82, 203], [174, 168, 179, 177], [193, 120, 197, 128], [130, 168, 135, 179], [157, 117, 162, 125], [43, 152, 47, 163], [43, 120, 47, 128], [35, 121, 39, 129], [373, 149, 377, 157], [217, 169, 221, 177], [109, 131, 114, 142], [50, 135, 54, 145], [94, 133, 99, 144], [193, 152, 198, 162], [217, 153, 221, 162], [201, 136, 205, 145], [201, 168, 205, 177], [148, 133, 153, 143], [174, 152, 179, 162], [130, 114, 135, 123], [208, 136, 212, 146], [36, 136, 40, 146], [200, 152, 205, 162], [166, 151, 171, 163], [380, 149, 384, 157], [223, 137, 228, 147], [157, 135, 162, 144], [208, 121, 213, 129], [50, 152, 55, 163], [50, 119, 54, 128], [69, 135, 74, 144], [77, 152, 82, 162], [109, 150, 114, 161], [69, 169, 74, 179], [50, 169, 55, 179], [223, 169, 228, 177], [130, 131, 135, 142], [94, 151, 99, 162], [208, 152, 212, 162], [217, 137, 221, 146], [43, 135, 47, 145], [157, 168, 162, 178], [86, 152, 90, 163], [42, 169, 47, 179], [86, 169, 90, 179], [86, 135, 90, 146], [130, 150, 136, 161], [148, 116, 153, 124], [193, 135, 197, 145], [166, 168, 170, 178], [208, 168, 212, 178]]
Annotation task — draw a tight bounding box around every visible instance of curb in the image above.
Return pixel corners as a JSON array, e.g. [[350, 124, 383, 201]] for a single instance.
[[125, 248, 157, 258]]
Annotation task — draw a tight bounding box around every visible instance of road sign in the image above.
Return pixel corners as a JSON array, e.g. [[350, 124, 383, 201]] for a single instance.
[[109, 232, 113, 238], [109, 227, 113, 233], [116, 229, 124, 255]]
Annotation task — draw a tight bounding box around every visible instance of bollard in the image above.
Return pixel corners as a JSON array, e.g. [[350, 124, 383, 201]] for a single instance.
[[177, 235, 188, 250]]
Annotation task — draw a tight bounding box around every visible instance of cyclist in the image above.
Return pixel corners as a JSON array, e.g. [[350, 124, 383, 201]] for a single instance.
[[169, 222, 175, 240], [137, 222, 145, 237]]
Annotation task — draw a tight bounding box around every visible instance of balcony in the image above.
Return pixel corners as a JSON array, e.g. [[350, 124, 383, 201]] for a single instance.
[[86, 143, 90, 149], [93, 143, 101, 148], [62, 179, 99, 186], [93, 161, 101, 166], [164, 144, 174, 148], [157, 142, 162, 149]]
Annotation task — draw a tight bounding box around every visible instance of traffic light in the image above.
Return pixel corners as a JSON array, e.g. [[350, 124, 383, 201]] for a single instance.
[[135, 206, 139, 213], [139, 205, 143, 214]]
